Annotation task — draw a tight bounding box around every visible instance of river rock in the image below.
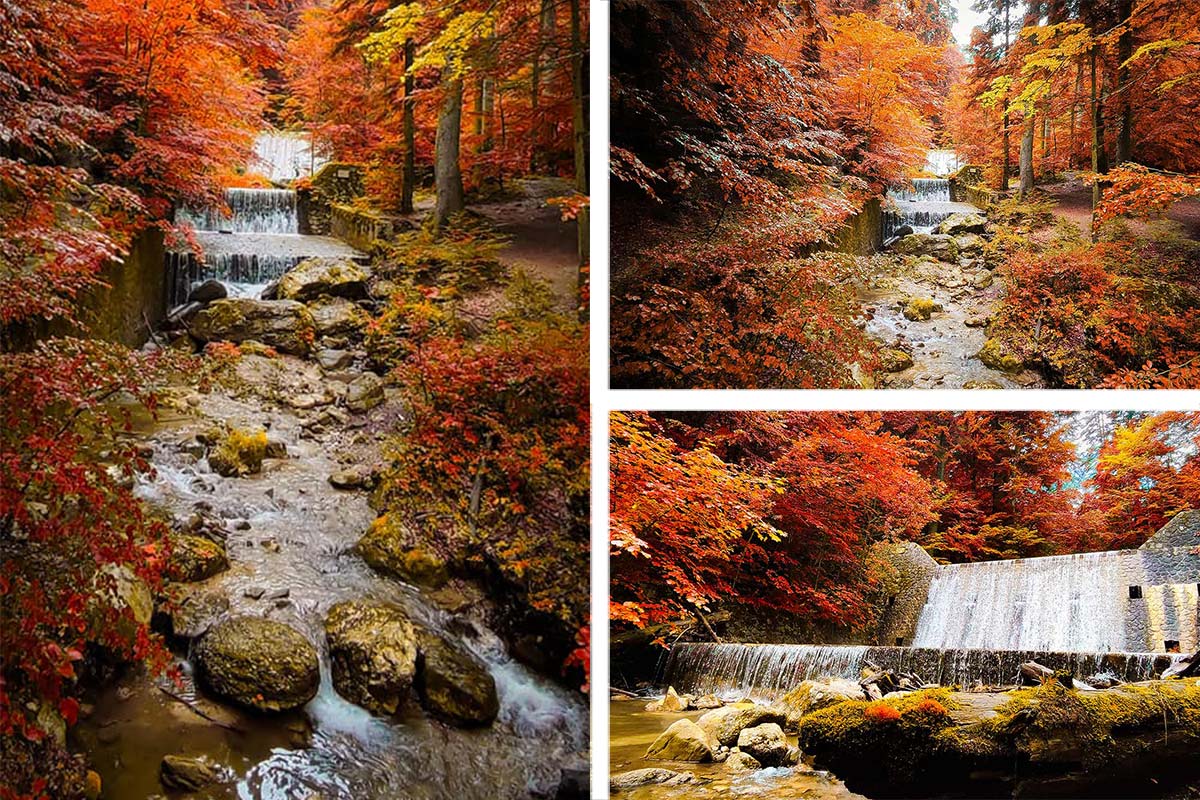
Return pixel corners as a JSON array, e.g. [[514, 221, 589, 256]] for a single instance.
[[902, 297, 941, 321], [309, 297, 370, 339], [325, 601, 418, 715], [736, 722, 793, 766], [329, 465, 376, 491], [277, 258, 368, 302], [415, 631, 499, 726], [167, 535, 229, 582], [725, 749, 762, 773], [955, 233, 985, 253], [878, 347, 914, 372], [160, 755, 227, 792], [195, 616, 320, 712], [208, 428, 267, 477], [696, 703, 787, 747], [892, 233, 959, 262], [610, 768, 701, 789], [646, 686, 687, 712], [936, 212, 987, 235], [645, 718, 715, 762], [357, 516, 449, 589], [345, 372, 385, 413], [976, 338, 1024, 373], [188, 279, 228, 304], [972, 270, 993, 289], [693, 693, 723, 710], [191, 298, 316, 356], [316, 348, 354, 371]]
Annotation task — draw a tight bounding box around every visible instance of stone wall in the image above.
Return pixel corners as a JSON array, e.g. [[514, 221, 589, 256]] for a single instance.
[[832, 198, 883, 255], [330, 204, 414, 253], [1144, 510, 1200, 550], [871, 542, 939, 647], [297, 162, 365, 235]]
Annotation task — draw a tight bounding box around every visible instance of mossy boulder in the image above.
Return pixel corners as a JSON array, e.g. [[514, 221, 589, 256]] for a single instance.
[[195, 617, 320, 713], [696, 703, 787, 748], [415, 631, 499, 727], [191, 298, 316, 356], [976, 338, 1024, 373], [878, 348, 914, 372], [902, 297, 941, 321], [357, 516, 449, 589], [645, 718, 715, 762], [208, 428, 268, 477], [936, 212, 987, 236], [276, 258, 368, 302], [167, 535, 229, 582], [776, 678, 865, 728], [893, 233, 959, 262], [308, 297, 370, 339], [798, 681, 1200, 798], [325, 600, 418, 716], [345, 372, 385, 413]]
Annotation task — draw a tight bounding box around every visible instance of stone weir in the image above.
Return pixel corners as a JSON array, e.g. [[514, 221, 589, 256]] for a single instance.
[[662, 642, 1185, 700], [661, 512, 1200, 697], [168, 187, 366, 306]]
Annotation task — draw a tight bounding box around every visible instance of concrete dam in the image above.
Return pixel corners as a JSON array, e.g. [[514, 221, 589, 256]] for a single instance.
[[664, 512, 1200, 695]]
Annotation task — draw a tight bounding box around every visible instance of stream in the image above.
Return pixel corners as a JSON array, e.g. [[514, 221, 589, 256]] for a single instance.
[[72, 346, 586, 799], [609, 701, 864, 800]]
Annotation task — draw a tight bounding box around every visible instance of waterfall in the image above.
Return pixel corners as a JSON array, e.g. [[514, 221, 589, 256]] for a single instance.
[[925, 149, 963, 177], [250, 130, 326, 183], [883, 177, 978, 240], [663, 644, 870, 699], [176, 188, 298, 235], [661, 643, 1186, 698]]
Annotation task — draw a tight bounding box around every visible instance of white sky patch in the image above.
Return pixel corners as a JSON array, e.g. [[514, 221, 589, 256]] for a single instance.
[[952, 0, 987, 52]]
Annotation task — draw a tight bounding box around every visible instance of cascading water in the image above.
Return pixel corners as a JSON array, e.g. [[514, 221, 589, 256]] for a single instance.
[[251, 130, 327, 183], [924, 149, 964, 176], [664, 644, 870, 699], [176, 188, 299, 234], [883, 177, 978, 240]]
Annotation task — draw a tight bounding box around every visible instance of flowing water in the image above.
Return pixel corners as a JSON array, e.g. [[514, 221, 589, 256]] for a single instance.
[[924, 149, 964, 176], [170, 187, 364, 305], [250, 130, 327, 183], [882, 179, 978, 240], [609, 701, 864, 800], [74, 386, 587, 799]]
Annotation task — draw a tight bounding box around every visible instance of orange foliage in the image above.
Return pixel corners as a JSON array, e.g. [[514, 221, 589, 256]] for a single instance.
[[864, 702, 902, 723]]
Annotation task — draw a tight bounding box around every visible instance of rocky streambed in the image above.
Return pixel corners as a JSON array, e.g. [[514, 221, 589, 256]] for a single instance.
[[72, 257, 587, 799], [614, 672, 1200, 799], [860, 211, 1044, 389]]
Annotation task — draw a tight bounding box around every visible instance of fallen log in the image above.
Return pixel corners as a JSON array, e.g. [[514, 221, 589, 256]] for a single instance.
[[1162, 651, 1199, 679]]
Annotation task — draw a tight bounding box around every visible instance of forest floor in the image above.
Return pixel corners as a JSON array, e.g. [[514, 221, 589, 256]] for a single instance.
[[474, 177, 579, 303], [1040, 175, 1200, 240]]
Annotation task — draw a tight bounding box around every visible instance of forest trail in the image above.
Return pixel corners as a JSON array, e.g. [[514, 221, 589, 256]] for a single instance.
[[1041, 177, 1200, 241], [74, 352, 587, 800]]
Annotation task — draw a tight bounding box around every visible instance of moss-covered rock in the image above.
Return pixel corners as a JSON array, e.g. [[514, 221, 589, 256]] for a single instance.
[[308, 297, 370, 338], [976, 338, 1024, 373], [357, 516, 449, 589], [191, 298, 316, 356], [195, 616, 320, 713], [893, 233, 959, 262], [415, 631, 499, 727], [696, 703, 787, 748], [902, 297, 941, 321], [208, 428, 267, 477], [167, 535, 229, 582], [277, 258, 368, 302], [878, 348, 914, 372], [325, 600, 418, 716], [776, 678, 864, 729]]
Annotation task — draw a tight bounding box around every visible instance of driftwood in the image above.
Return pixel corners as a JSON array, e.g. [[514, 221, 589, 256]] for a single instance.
[[860, 668, 924, 699], [1163, 652, 1200, 679], [609, 686, 640, 698], [157, 685, 244, 733], [1019, 660, 1096, 691]]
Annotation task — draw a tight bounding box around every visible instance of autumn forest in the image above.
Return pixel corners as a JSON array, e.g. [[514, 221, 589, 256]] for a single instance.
[[2, 0, 589, 797], [610, 0, 1200, 389]]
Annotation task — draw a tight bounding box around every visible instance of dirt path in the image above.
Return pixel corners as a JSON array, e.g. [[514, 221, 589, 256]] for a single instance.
[[1040, 176, 1200, 240]]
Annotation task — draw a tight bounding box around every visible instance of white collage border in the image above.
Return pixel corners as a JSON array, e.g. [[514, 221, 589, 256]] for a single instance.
[[585, 3, 1200, 795]]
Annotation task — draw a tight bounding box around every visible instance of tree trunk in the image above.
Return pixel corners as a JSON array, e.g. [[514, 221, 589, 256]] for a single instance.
[[401, 38, 415, 215], [1115, 0, 1134, 164], [569, 0, 589, 308], [1090, 45, 1108, 230], [1019, 114, 1036, 199], [434, 72, 465, 232], [529, 0, 556, 173], [999, 0, 1012, 191]]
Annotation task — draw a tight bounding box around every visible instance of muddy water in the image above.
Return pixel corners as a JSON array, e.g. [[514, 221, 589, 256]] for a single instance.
[[609, 701, 865, 800], [75, 385, 587, 799], [861, 259, 1043, 390]]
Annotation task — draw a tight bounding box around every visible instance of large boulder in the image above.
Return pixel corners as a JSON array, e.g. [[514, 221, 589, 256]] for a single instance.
[[610, 768, 701, 789], [345, 372, 385, 413], [207, 428, 267, 478], [357, 516, 449, 589], [325, 601, 418, 715], [936, 212, 987, 236], [277, 258, 368, 302], [166, 535, 229, 582], [724, 750, 762, 773], [976, 338, 1024, 373], [736, 723, 794, 767], [309, 298, 370, 339], [696, 703, 787, 747], [191, 298, 316, 356], [415, 632, 499, 727], [645, 718, 715, 762], [893, 233, 960, 262], [160, 755, 228, 792], [194, 616, 320, 712], [188, 279, 228, 304]]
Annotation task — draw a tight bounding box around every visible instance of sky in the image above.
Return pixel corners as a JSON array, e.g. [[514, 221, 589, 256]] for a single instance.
[[951, 0, 987, 51]]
